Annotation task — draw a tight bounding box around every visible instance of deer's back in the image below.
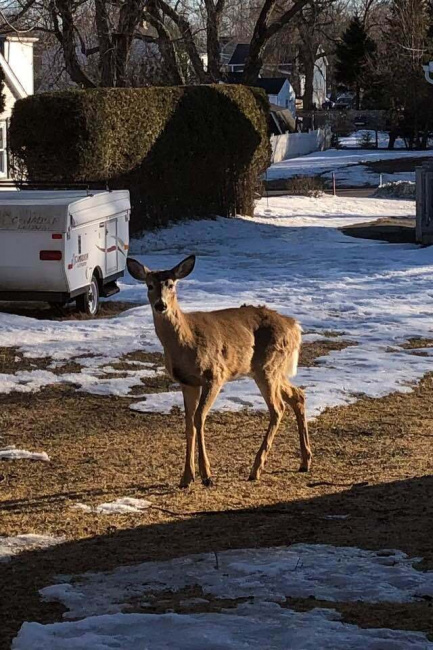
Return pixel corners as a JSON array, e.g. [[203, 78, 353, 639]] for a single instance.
[[182, 305, 301, 382]]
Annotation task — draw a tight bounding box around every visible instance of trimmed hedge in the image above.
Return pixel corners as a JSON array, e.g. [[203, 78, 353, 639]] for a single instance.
[[9, 85, 270, 232]]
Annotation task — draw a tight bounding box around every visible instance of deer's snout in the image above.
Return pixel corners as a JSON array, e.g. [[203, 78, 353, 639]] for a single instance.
[[154, 300, 167, 313]]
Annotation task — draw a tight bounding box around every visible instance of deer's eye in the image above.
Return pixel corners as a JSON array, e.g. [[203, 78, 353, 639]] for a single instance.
[[147, 284, 154, 291], [167, 282, 174, 289]]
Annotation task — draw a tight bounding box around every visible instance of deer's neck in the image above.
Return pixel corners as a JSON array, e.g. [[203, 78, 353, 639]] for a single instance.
[[153, 298, 193, 350]]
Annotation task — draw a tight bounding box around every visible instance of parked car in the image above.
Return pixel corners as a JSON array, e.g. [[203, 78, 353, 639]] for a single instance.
[[334, 92, 356, 110], [0, 189, 130, 316]]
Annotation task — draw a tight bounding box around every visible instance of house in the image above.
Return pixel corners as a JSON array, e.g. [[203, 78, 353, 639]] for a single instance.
[[0, 35, 37, 178], [226, 43, 251, 74], [254, 78, 296, 114], [224, 42, 328, 111]]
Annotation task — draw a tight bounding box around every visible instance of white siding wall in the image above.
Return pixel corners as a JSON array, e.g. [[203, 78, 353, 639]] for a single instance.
[[270, 128, 332, 163], [3, 39, 35, 95]]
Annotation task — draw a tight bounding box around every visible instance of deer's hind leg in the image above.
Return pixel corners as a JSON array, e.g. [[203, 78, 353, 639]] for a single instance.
[[281, 380, 312, 472], [249, 371, 285, 481], [180, 385, 201, 488]]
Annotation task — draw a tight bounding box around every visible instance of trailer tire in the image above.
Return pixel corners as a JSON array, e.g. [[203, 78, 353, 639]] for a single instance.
[[76, 276, 99, 316]]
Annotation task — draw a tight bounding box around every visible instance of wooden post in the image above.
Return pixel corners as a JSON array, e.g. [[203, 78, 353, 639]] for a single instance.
[[332, 172, 336, 196]]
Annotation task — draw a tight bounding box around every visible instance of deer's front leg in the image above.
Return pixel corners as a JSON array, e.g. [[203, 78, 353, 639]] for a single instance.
[[180, 385, 201, 488], [194, 381, 222, 487]]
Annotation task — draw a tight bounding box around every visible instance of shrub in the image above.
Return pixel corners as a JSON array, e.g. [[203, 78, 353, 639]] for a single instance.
[[9, 85, 271, 232], [264, 175, 326, 197], [357, 130, 375, 149], [373, 181, 415, 199]]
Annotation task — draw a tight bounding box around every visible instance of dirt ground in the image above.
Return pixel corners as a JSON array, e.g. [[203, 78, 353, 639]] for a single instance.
[[341, 218, 416, 244], [364, 156, 433, 174], [1, 338, 433, 647]]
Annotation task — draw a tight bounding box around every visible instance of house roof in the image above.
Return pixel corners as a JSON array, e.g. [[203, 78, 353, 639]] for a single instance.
[[255, 78, 287, 94], [228, 43, 250, 66]]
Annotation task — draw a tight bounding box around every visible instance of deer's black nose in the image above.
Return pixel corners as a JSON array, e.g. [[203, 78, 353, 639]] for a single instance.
[[154, 300, 167, 313]]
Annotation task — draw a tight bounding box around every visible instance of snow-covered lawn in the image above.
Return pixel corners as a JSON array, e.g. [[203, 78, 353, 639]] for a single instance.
[[12, 545, 433, 649], [267, 146, 433, 186], [1, 194, 432, 419]]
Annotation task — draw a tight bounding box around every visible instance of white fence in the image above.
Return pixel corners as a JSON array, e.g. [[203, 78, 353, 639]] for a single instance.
[[271, 128, 332, 163]]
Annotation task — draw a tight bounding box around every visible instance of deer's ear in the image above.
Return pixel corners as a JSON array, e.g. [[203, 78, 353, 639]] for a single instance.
[[127, 258, 150, 282], [172, 255, 196, 280]]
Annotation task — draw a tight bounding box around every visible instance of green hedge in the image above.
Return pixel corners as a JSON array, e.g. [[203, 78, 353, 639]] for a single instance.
[[9, 85, 270, 232]]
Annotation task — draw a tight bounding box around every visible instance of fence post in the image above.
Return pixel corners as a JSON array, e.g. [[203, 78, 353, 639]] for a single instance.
[[332, 172, 336, 196], [379, 173, 383, 187]]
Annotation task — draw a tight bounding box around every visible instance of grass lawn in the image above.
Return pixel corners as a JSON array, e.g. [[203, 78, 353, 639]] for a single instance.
[[1, 338, 433, 647]]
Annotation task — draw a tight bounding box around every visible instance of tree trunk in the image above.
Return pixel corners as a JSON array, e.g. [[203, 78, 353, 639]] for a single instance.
[[115, 0, 147, 87], [242, 0, 309, 85], [95, 0, 115, 86], [54, 0, 96, 88], [300, 49, 315, 110], [144, 6, 185, 85], [204, 0, 224, 81]]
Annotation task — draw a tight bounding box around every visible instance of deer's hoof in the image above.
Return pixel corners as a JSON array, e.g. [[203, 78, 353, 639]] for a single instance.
[[179, 476, 194, 489], [298, 464, 310, 473], [202, 477, 213, 488], [248, 473, 259, 481]]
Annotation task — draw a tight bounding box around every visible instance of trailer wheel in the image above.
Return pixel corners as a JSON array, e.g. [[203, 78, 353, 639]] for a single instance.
[[76, 276, 99, 316]]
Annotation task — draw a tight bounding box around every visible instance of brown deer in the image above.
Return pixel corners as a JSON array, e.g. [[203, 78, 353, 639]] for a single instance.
[[127, 255, 311, 488]]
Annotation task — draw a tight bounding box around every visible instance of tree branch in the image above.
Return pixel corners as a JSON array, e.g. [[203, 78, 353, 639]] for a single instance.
[[156, 0, 209, 82]]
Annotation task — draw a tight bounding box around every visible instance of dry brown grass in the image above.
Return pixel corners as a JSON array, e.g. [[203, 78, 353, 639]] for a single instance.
[[0, 344, 432, 647], [400, 337, 433, 350]]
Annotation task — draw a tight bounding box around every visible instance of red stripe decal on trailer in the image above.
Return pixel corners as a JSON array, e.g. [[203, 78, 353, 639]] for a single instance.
[[106, 245, 117, 252]]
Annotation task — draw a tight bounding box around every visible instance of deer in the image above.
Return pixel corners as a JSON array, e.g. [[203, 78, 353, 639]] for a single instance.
[[127, 255, 312, 488]]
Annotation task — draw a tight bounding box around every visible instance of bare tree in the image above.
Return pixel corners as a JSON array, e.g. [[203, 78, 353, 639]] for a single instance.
[[0, 0, 330, 88]]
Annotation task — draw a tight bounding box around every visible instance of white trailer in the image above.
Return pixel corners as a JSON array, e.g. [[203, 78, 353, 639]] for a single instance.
[[0, 190, 130, 315]]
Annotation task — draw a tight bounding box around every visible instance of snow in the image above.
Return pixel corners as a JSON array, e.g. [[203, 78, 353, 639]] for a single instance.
[[339, 130, 406, 149], [72, 498, 152, 514], [1, 195, 432, 420], [12, 544, 433, 648], [13, 606, 433, 650], [0, 534, 63, 563], [267, 146, 433, 187], [0, 445, 49, 461]]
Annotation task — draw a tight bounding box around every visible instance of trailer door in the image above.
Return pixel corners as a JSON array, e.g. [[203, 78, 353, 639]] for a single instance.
[[105, 219, 118, 275]]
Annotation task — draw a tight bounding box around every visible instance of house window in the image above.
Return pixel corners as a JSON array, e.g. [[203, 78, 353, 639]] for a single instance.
[[0, 122, 7, 177]]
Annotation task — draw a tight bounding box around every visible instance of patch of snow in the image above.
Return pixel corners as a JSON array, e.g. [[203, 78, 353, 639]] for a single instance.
[[0, 445, 50, 462], [339, 130, 406, 149], [0, 534, 63, 563], [96, 498, 152, 514], [266, 147, 433, 187], [71, 503, 93, 513], [12, 605, 433, 650], [72, 498, 152, 515], [0, 195, 432, 420], [36, 545, 433, 619], [12, 544, 433, 648]]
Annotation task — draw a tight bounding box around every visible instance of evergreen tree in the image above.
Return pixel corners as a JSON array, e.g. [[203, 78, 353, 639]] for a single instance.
[[335, 15, 376, 109], [378, 0, 433, 148]]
